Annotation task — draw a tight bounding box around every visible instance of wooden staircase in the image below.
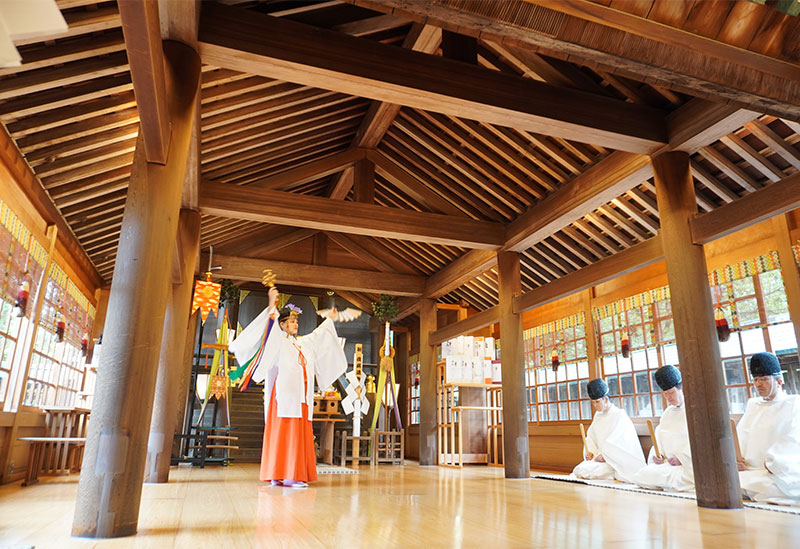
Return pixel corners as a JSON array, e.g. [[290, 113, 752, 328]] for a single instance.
[[229, 385, 265, 463]]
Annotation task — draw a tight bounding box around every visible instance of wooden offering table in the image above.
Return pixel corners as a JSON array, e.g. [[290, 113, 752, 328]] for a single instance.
[[20, 406, 90, 486], [313, 394, 344, 465], [437, 362, 503, 468]]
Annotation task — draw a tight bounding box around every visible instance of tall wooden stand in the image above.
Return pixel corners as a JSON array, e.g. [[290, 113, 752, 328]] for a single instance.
[[72, 43, 202, 537], [652, 152, 741, 509], [497, 251, 529, 478], [419, 299, 437, 465], [146, 209, 201, 483]]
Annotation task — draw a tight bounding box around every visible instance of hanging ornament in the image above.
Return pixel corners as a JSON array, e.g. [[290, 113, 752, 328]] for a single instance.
[[620, 330, 631, 358], [191, 271, 221, 324], [56, 309, 66, 342], [15, 274, 30, 317], [551, 348, 560, 372], [80, 331, 89, 356], [715, 308, 730, 342]]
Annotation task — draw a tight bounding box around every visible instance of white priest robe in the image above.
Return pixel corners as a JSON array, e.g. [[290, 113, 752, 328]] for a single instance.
[[631, 404, 694, 492], [573, 404, 646, 482], [229, 306, 347, 421], [737, 392, 800, 505]]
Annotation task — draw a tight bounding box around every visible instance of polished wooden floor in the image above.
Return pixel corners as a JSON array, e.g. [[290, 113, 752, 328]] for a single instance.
[[1, 463, 798, 548]]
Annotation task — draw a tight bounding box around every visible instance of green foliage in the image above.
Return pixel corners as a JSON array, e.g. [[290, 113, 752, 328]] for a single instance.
[[219, 278, 240, 306], [371, 294, 399, 324]]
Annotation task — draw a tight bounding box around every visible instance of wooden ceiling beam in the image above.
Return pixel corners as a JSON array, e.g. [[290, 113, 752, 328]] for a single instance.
[[201, 117, 362, 173], [202, 100, 365, 157], [119, 0, 170, 164], [521, 0, 799, 86], [200, 182, 504, 249], [430, 306, 499, 346], [214, 147, 365, 191], [516, 236, 664, 313], [504, 151, 653, 252], [348, 0, 800, 120], [203, 254, 426, 296], [351, 23, 441, 149], [690, 160, 738, 204], [0, 75, 134, 122], [198, 3, 667, 154], [720, 134, 784, 183], [664, 99, 760, 154], [745, 120, 800, 171], [691, 171, 800, 245], [424, 250, 497, 300], [326, 232, 420, 275], [366, 149, 464, 216]]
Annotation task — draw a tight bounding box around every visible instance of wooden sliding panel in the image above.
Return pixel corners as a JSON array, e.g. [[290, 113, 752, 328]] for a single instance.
[[418, 299, 437, 465], [146, 209, 201, 483], [652, 152, 741, 510], [497, 251, 529, 479], [72, 42, 202, 538]]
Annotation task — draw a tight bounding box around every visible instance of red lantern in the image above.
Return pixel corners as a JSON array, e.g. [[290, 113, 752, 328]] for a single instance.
[[56, 311, 66, 342], [715, 308, 730, 342], [621, 331, 630, 358], [80, 331, 89, 356], [551, 348, 560, 372], [15, 277, 30, 317]]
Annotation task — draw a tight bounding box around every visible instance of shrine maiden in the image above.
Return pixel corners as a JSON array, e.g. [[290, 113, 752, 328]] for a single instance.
[[573, 378, 645, 482], [631, 365, 694, 492], [229, 286, 346, 488], [736, 352, 800, 505]]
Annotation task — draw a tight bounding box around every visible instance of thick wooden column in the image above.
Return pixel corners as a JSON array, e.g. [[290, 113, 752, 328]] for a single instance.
[[418, 299, 437, 465], [652, 152, 741, 509], [72, 42, 201, 538], [145, 209, 201, 483], [497, 251, 529, 478]]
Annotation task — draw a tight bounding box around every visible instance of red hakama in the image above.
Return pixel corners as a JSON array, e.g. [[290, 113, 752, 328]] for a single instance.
[[259, 364, 317, 483]]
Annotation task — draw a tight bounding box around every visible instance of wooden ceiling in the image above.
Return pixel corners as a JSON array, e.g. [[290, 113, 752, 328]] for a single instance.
[[2, 0, 799, 320]]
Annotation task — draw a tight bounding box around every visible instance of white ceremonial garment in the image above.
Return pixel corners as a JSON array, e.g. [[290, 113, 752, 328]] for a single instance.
[[737, 391, 800, 505], [229, 306, 347, 421], [632, 404, 694, 492], [573, 404, 646, 482]]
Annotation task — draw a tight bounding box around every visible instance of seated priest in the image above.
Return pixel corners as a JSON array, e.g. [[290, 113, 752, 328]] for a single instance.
[[736, 352, 800, 505], [572, 378, 646, 482], [631, 365, 694, 492]]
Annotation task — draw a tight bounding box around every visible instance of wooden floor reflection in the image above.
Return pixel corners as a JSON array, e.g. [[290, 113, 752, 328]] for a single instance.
[[1, 463, 798, 548]]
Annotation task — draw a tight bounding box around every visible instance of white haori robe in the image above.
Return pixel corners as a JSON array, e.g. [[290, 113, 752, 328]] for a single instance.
[[229, 306, 347, 421], [573, 404, 646, 483], [632, 404, 694, 492], [737, 392, 800, 505]]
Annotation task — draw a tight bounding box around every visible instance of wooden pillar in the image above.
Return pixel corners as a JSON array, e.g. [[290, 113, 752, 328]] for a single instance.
[[418, 299, 437, 465], [145, 209, 201, 483], [353, 159, 374, 204], [497, 251, 530, 478], [312, 233, 328, 266], [72, 42, 201, 538], [174, 311, 200, 451], [772, 215, 800, 356], [652, 151, 741, 509], [584, 289, 600, 380]]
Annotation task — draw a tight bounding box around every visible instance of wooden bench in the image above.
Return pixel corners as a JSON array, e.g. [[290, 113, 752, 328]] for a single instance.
[[19, 437, 86, 486]]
